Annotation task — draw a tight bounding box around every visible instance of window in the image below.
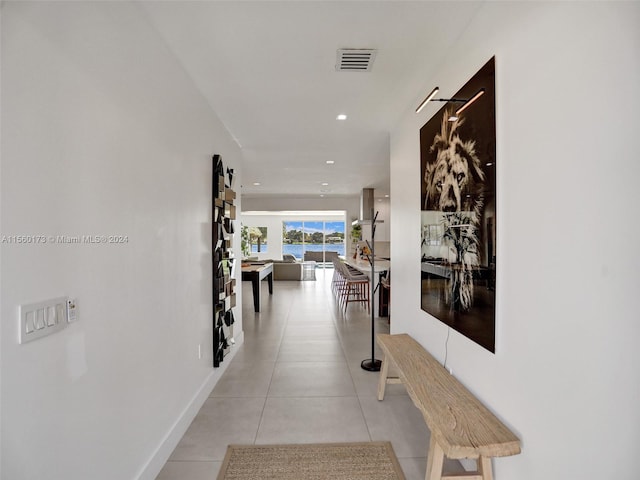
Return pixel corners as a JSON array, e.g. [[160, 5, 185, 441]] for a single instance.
[[282, 220, 345, 265]]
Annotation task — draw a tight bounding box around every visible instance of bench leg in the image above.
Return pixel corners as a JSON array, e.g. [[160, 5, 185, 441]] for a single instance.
[[425, 437, 445, 480], [478, 456, 493, 480], [426, 440, 493, 480], [377, 355, 389, 400]]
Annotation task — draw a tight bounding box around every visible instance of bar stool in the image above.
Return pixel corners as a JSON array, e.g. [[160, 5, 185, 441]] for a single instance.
[[336, 261, 370, 313], [331, 258, 345, 296]]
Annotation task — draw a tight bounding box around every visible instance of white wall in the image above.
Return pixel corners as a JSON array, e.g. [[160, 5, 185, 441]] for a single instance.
[[1, 2, 242, 479], [242, 195, 360, 223], [390, 2, 640, 479]]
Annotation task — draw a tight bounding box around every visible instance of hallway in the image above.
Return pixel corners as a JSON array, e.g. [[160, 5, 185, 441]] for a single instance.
[[156, 269, 462, 479]]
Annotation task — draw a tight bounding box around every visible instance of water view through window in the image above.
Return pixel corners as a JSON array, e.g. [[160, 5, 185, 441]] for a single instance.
[[282, 220, 345, 261]]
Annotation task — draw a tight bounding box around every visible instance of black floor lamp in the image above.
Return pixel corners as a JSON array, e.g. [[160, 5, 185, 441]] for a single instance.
[[361, 210, 382, 372]]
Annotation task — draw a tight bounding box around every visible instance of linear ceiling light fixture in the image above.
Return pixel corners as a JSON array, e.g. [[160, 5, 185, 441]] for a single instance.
[[416, 87, 486, 115], [455, 89, 485, 115], [415, 87, 439, 113]]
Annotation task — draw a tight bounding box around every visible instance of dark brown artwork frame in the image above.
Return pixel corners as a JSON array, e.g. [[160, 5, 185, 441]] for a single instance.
[[420, 57, 496, 353]]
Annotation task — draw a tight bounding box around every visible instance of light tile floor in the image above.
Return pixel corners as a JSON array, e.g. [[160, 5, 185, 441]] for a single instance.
[[156, 268, 464, 479]]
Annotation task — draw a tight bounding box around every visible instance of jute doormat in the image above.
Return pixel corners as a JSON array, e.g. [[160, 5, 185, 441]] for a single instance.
[[217, 441, 406, 480]]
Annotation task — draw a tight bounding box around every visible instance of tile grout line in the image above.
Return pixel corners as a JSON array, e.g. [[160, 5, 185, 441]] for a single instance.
[[328, 272, 376, 443], [252, 280, 296, 445]]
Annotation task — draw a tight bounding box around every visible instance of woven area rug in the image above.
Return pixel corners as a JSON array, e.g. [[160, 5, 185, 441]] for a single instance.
[[217, 441, 406, 480]]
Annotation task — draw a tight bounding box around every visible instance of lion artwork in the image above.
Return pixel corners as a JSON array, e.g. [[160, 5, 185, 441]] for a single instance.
[[424, 110, 485, 311]]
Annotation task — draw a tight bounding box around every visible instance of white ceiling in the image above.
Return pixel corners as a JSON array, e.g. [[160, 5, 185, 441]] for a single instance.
[[140, 1, 484, 199]]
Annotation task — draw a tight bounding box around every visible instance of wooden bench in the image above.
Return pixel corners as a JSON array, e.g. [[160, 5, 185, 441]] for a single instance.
[[377, 334, 521, 480]]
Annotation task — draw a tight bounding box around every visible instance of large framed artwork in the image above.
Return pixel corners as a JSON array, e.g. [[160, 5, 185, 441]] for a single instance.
[[420, 57, 496, 352]]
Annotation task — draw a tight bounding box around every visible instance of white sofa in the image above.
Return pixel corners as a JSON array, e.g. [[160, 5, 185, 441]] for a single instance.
[[262, 254, 304, 280]]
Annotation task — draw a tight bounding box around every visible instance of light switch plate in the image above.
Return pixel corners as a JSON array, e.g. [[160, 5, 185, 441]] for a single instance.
[[19, 297, 69, 344]]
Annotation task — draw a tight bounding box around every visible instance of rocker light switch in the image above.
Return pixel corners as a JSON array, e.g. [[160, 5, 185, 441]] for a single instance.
[[25, 311, 35, 334], [35, 308, 45, 330], [46, 306, 57, 326]]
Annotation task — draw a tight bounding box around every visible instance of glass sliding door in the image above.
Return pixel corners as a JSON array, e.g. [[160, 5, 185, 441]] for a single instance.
[[324, 221, 345, 266], [282, 219, 346, 267], [303, 221, 323, 262]]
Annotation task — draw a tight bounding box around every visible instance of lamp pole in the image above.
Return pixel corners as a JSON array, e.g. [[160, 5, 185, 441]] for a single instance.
[[361, 209, 382, 372]]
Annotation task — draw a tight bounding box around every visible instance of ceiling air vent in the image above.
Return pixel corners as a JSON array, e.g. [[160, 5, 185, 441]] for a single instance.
[[336, 49, 377, 72]]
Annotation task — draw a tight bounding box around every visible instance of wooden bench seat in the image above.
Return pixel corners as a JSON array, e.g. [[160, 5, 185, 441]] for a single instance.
[[376, 333, 521, 480]]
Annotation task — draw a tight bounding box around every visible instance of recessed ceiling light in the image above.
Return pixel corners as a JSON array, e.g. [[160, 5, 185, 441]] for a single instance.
[[252, 182, 261, 186], [486, 162, 494, 166], [336, 114, 347, 121], [385, 194, 389, 198], [321, 182, 329, 186], [326, 160, 335, 164]]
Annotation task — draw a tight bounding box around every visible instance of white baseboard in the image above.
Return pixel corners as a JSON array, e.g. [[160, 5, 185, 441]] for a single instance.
[[135, 331, 245, 480]]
